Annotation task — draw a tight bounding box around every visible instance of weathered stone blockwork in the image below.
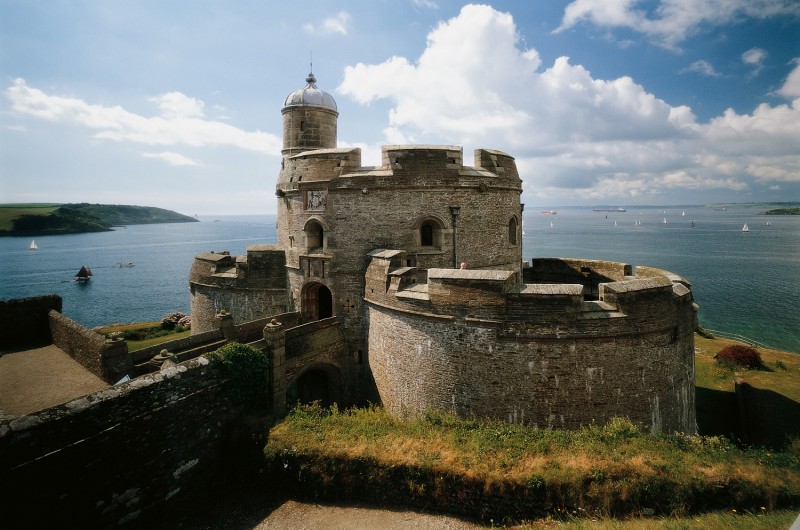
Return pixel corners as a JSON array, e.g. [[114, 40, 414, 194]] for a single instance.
[[0, 357, 241, 528], [0, 294, 61, 349], [49, 310, 132, 383], [367, 256, 696, 434], [190, 246, 287, 333]]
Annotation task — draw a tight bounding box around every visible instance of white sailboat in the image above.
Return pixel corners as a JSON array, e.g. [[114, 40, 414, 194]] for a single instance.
[[682, 211, 685, 216], [662, 217, 667, 224], [613, 220, 618, 226], [742, 223, 749, 232], [29, 240, 37, 250], [550, 221, 554, 228], [521, 220, 526, 236]]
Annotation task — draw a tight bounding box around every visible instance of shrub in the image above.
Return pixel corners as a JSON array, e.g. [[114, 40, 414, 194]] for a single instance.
[[715, 344, 763, 369], [206, 342, 271, 410]]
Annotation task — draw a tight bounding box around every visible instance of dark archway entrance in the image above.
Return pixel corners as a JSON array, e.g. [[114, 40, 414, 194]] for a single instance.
[[286, 364, 341, 409], [302, 282, 333, 320]]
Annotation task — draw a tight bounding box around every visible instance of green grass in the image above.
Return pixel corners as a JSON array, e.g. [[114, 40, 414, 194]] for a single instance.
[[0, 204, 60, 231], [94, 321, 191, 352]]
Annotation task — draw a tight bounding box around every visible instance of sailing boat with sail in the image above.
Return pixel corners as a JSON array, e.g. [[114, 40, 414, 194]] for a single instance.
[[29, 240, 37, 250], [742, 223, 750, 232], [74, 266, 92, 282]]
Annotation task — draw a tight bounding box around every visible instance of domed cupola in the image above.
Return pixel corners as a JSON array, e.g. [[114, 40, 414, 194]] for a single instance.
[[281, 72, 339, 155], [284, 72, 338, 112]]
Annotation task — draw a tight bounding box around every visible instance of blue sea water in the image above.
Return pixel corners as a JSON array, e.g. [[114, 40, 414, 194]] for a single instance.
[[1, 205, 798, 353]]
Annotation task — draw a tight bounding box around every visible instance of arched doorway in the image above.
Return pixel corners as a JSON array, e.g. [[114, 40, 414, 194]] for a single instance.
[[302, 282, 333, 320], [286, 364, 341, 409]]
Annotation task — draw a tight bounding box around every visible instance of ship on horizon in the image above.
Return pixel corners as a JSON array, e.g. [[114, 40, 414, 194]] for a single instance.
[[593, 207, 627, 212]]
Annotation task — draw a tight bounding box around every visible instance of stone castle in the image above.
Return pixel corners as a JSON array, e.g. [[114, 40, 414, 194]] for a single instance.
[[190, 72, 697, 433]]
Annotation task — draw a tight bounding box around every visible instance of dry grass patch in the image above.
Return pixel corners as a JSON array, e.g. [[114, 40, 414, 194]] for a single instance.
[[264, 404, 800, 519]]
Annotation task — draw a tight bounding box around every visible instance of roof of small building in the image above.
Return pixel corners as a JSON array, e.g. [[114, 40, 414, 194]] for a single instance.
[[284, 72, 337, 112]]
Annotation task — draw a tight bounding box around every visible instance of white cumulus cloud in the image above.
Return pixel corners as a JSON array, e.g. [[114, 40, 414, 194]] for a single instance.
[[304, 11, 351, 36], [6, 78, 282, 154], [681, 60, 721, 77], [555, 0, 800, 50], [142, 151, 201, 166], [339, 5, 800, 203]]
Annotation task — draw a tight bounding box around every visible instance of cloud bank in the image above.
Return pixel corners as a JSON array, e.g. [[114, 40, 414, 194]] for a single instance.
[[554, 0, 800, 50], [5, 79, 282, 164], [339, 4, 800, 203]]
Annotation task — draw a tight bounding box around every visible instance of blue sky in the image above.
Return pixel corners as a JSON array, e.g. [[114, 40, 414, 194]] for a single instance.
[[1, 1, 798, 215]]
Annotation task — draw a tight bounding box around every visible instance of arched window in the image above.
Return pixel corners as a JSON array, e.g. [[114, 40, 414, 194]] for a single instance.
[[305, 219, 324, 251], [421, 222, 434, 246], [508, 217, 518, 245], [418, 218, 443, 248]]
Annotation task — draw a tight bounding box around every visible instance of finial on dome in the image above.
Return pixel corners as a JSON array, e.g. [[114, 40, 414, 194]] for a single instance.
[[307, 53, 315, 84]]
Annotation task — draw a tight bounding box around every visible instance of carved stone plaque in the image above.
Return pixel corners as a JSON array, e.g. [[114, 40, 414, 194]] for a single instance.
[[306, 190, 327, 211]]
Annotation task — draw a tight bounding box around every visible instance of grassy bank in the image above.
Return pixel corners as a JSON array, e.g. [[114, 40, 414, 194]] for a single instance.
[[94, 321, 191, 351], [261, 335, 800, 526]]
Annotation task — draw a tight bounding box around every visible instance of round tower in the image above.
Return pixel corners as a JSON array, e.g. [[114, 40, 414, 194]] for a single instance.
[[281, 72, 338, 157]]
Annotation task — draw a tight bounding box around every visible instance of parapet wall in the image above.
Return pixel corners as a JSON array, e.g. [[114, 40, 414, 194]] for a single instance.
[[366, 254, 697, 433], [49, 310, 132, 384], [0, 357, 243, 528], [0, 294, 61, 349]]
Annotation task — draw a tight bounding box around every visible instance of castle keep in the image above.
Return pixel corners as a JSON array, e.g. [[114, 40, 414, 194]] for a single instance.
[[190, 73, 697, 434]]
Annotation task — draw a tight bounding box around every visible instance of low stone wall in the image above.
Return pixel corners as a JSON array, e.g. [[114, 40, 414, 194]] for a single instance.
[[49, 310, 132, 383], [0, 294, 61, 349], [0, 357, 251, 528], [131, 329, 223, 364]]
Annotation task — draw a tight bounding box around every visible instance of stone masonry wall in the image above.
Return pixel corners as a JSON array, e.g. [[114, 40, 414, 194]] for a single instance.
[[49, 310, 132, 383], [0, 357, 241, 528], [366, 260, 697, 434], [0, 294, 61, 349]]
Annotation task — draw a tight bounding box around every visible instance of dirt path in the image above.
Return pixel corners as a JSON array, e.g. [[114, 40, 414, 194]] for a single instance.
[[251, 500, 489, 529]]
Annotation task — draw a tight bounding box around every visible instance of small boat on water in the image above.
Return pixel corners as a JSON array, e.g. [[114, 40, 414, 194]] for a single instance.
[[29, 240, 37, 250], [662, 218, 667, 224], [742, 223, 750, 232], [118, 262, 135, 267], [593, 207, 626, 212], [541, 210, 557, 214], [765, 221, 771, 226], [74, 266, 92, 282], [690, 220, 695, 228]]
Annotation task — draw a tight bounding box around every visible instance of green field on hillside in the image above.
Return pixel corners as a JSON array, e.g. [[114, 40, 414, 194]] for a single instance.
[[0, 204, 60, 231]]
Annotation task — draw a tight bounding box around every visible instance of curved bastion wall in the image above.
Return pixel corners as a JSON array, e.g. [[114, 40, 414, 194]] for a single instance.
[[365, 254, 697, 434], [189, 246, 288, 333]]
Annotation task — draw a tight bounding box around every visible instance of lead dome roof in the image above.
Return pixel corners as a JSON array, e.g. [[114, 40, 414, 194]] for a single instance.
[[283, 73, 337, 112]]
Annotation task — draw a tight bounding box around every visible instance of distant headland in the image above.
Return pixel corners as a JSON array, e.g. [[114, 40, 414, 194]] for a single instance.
[[0, 203, 198, 236], [764, 207, 800, 215]]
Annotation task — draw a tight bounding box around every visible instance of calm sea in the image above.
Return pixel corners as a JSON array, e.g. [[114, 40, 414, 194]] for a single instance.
[[1, 205, 798, 353]]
